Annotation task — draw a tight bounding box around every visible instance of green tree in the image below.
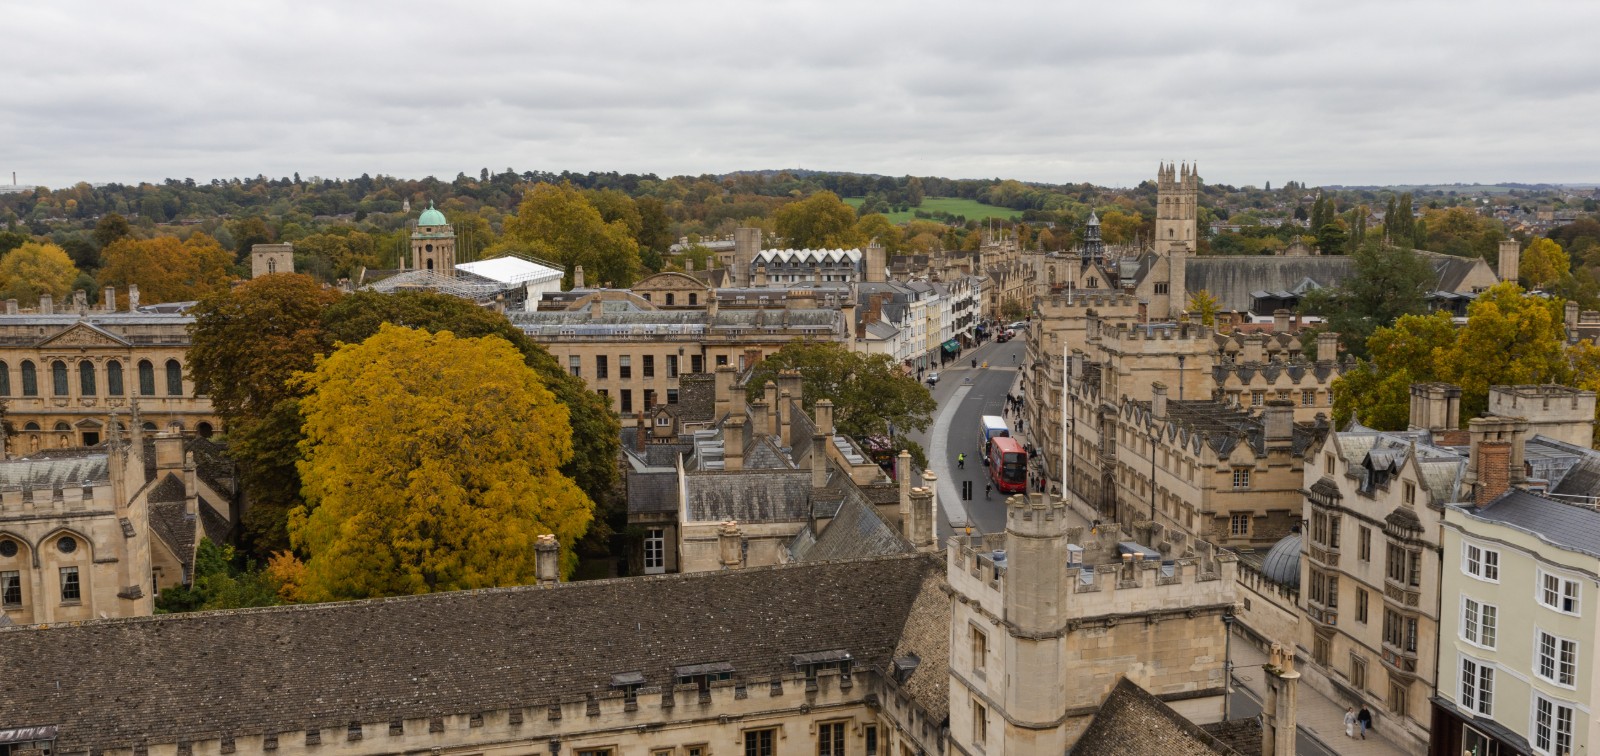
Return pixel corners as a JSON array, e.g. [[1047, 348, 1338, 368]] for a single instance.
[[1300, 240, 1434, 357], [774, 191, 865, 249], [287, 325, 594, 600], [1331, 311, 1457, 429], [154, 539, 280, 612], [227, 216, 273, 260], [1314, 223, 1347, 255], [188, 274, 344, 554], [1438, 282, 1570, 419], [853, 214, 904, 254], [745, 341, 936, 466], [0, 241, 79, 306], [92, 213, 132, 249], [1519, 237, 1570, 289], [503, 182, 641, 288]]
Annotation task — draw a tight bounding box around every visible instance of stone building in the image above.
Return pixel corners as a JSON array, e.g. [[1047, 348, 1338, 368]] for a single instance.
[[1294, 383, 1595, 753], [511, 291, 845, 418], [0, 427, 237, 626], [0, 288, 220, 450], [250, 243, 294, 278], [946, 492, 1240, 752], [411, 201, 455, 273]]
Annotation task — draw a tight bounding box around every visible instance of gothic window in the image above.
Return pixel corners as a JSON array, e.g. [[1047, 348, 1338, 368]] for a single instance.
[[51, 360, 68, 396], [107, 360, 123, 396], [165, 359, 184, 396], [0, 360, 8, 396], [79, 361, 96, 396], [267, 258, 277, 274], [1155, 283, 1169, 295], [138, 360, 156, 395]]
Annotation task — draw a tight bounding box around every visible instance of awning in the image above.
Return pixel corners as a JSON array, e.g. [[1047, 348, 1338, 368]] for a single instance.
[[942, 339, 961, 352]]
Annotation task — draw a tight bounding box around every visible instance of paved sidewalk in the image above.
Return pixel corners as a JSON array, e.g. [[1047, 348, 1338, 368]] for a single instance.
[[1230, 638, 1410, 756]]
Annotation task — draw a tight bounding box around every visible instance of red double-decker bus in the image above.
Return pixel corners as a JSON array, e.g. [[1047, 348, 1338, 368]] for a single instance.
[[988, 436, 1028, 494]]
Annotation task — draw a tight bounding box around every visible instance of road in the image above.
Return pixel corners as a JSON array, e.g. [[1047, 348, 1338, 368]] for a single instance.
[[1226, 684, 1336, 756], [906, 334, 1029, 539]]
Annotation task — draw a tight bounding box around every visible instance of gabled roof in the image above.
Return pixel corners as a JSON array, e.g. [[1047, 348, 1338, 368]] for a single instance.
[[35, 320, 131, 349], [1071, 677, 1248, 755], [789, 487, 910, 564], [0, 554, 948, 752]]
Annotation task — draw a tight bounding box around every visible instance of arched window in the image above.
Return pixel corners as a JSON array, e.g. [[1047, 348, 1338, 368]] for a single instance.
[[53, 422, 69, 432], [106, 360, 123, 396], [20, 361, 36, 396], [138, 360, 155, 396], [197, 422, 214, 438], [165, 359, 183, 396], [51, 361, 68, 396], [79, 361, 96, 396], [426, 259, 435, 270], [23, 422, 39, 431], [0, 361, 8, 396]]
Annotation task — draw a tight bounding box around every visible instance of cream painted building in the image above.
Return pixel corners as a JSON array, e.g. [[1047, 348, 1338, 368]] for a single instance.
[[1437, 490, 1600, 756]]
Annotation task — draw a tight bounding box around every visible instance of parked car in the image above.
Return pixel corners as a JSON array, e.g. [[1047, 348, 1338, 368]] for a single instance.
[[1009, 321, 1028, 330]]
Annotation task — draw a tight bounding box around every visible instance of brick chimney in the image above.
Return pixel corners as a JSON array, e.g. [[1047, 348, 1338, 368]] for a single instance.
[[718, 520, 743, 569], [1475, 441, 1513, 507], [723, 416, 745, 471], [534, 534, 560, 586]]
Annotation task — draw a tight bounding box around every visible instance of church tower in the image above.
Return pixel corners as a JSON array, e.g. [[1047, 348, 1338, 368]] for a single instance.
[[411, 201, 456, 274], [1154, 162, 1199, 250]]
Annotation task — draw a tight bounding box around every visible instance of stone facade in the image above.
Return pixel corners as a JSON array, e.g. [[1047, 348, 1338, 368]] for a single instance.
[[250, 243, 294, 278], [946, 493, 1236, 753], [0, 291, 220, 452]]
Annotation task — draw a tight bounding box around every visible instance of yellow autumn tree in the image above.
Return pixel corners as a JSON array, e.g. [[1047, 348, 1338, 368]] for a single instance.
[[1186, 289, 1221, 327], [0, 241, 79, 306], [99, 232, 236, 303], [284, 324, 593, 601], [1519, 237, 1570, 289]]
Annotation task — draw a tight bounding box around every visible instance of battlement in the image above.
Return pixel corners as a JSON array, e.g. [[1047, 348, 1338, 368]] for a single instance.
[[0, 480, 113, 516], [1039, 291, 1139, 313], [1103, 322, 1215, 346]]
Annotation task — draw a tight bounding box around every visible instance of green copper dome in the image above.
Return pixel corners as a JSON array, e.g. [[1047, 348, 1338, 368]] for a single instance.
[[417, 201, 447, 227]]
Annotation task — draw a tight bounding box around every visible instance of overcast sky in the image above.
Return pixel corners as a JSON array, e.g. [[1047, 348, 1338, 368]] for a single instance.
[[5, 0, 1598, 189]]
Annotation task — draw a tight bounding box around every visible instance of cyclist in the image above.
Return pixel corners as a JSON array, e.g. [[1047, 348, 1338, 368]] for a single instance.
[[1011, 354, 1017, 364], [984, 482, 992, 499], [957, 453, 965, 469]]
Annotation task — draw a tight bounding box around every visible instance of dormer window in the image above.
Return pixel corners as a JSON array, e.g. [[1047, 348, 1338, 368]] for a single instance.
[[610, 671, 646, 702], [792, 649, 853, 682], [674, 662, 733, 691]]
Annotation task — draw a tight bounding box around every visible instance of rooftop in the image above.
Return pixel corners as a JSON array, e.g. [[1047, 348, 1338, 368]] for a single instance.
[[1462, 489, 1600, 559]]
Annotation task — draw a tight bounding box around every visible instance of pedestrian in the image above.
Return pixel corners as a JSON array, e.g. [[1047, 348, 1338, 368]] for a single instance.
[[1343, 707, 1357, 739], [957, 453, 966, 470], [1357, 706, 1372, 739]]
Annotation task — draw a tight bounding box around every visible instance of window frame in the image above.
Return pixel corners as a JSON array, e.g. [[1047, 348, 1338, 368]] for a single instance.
[[1459, 654, 1495, 717], [1537, 569, 1580, 615], [1, 569, 21, 607], [1230, 467, 1251, 489], [742, 727, 777, 756], [165, 359, 183, 396], [59, 565, 81, 604], [1463, 542, 1501, 583], [1532, 694, 1575, 756], [1534, 629, 1579, 689], [817, 721, 847, 756], [1461, 596, 1498, 650]]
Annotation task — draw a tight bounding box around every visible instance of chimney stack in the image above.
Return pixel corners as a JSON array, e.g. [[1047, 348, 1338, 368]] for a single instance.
[[573, 265, 585, 289], [897, 450, 913, 533], [534, 534, 560, 586], [763, 380, 779, 437], [1152, 382, 1168, 419], [749, 401, 770, 439], [1475, 441, 1513, 506], [718, 520, 743, 569], [1498, 239, 1521, 283], [1240, 334, 1264, 364], [103, 287, 116, 312], [713, 365, 736, 419], [1408, 383, 1461, 432], [685, 257, 695, 272], [1260, 643, 1300, 756], [723, 416, 746, 471], [733, 227, 761, 287], [864, 240, 887, 283], [1316, 332, 1339, 363], [778, 389, 794, 447], [4, 300, 16, 315], [812, 429, 830, 490], [912, 470, 938, 549], [815, 399, 835, 438], [154, 432, 186, 471], [635, 412, 647, 452], [1264, 400, 1294, 450], [1273, 309, 1291, 334], [38, 294, 52, 315], [128, 285, 140, 310]]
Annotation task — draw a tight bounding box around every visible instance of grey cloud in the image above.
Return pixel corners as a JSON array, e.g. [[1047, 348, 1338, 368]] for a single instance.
[[4, 0, 1598, 188]]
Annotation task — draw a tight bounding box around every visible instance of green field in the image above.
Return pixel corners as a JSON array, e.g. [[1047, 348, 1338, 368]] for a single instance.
[[842, 196, 1021, 224]]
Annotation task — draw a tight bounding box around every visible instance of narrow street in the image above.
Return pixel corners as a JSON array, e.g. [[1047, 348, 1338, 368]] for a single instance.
[[906, 332, 1029, 539]]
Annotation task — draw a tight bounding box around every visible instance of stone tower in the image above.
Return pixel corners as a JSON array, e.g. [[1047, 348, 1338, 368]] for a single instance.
[[250, 243, 294, 278], [411, 201, 457, 274], [1155, 162, 1199, 250], [1081, 211, 1105, 264]]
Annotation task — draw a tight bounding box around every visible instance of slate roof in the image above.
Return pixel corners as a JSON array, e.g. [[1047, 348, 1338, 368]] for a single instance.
[[147, 501, 195, 573], [1469, 490, 1600, 558], [1071, 677, 1244, 755], [1184, 257, 1356, 313], [789, 490, 910, 564], [683, 470, 812, 523], [0, 454, 109, 490], [627, 470, 679, 515], [0, 554, 947, 751]]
